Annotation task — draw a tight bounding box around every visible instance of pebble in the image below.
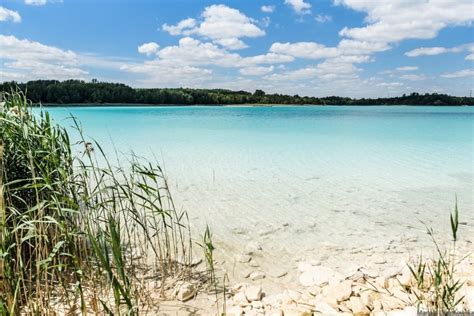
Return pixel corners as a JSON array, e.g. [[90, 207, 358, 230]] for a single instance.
[[299, 266, 334, 287], [245, 242, 263, 255], [245, 285, 263, 301], [348, 296, 370, 315], [322, 280, 352, 302], [174, 282, 196, 302], [250, 271, 266, 281], [236, 254, 252, 263]]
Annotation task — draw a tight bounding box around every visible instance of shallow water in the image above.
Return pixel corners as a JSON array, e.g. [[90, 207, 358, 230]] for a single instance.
[[42, 105, 474, 286]]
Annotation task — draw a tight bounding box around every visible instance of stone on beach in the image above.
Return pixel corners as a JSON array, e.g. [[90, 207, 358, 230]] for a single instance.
[[245, 285, 263, 301], [314, 301, 338, 314], [322, 279, 353, 302], [174, 282, 196, 302], [250, 271, 266, 281], [299, 264, 335, 287], [236, 254, 252, 263], [245, 242, 263, 255], [348, 296, 370, 315], [233, 292, 249, 306]]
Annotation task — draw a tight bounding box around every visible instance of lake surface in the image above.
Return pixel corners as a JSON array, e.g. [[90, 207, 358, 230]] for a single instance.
[[43, 105, 474, 283]]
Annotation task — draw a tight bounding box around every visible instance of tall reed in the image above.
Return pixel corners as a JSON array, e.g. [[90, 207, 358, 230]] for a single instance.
[[0, 90, 195, 314]]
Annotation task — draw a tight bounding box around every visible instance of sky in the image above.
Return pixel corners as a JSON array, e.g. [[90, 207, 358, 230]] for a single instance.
[[0, 0, 473, 97]]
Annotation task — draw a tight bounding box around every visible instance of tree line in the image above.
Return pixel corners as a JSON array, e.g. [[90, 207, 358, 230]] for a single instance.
[[1, 79, 472, 106]]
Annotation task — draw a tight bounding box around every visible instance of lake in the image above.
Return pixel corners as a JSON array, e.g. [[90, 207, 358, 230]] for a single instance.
[[42, 105, 474, 284]]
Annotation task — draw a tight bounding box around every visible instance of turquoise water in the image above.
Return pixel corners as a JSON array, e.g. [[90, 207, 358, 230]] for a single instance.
[[42, 105, 474, 275]]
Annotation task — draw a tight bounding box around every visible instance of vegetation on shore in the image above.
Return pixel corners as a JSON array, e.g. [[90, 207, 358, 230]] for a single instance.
[[1, 79, 473, 106], [0, 90, 206, 314]]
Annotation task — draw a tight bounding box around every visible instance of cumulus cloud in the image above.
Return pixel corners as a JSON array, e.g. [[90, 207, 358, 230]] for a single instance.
[[261, 5, 275, 13], [0, 35, 87, 81], [270, 42, 339, 59], [162, 5, 264, 50], [335, 0, 474, 44], [124, 37, 295, 86], [441, 69, 474, 79], [0, 6, 21, 22], [285, 0, 311, 14], [138, 42, 160, 56], [162, 18, 196, 36]]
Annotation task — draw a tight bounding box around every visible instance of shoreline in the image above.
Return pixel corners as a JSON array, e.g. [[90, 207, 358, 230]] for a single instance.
[[155, 235, 474, 315], [35, 102, 473, 107]]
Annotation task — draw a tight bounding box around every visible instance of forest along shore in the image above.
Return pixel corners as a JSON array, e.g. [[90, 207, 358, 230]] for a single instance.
[[2, 79, 473, 106]]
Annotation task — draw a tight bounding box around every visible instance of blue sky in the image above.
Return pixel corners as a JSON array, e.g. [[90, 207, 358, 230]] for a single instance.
[[0, 0, 473, 97]]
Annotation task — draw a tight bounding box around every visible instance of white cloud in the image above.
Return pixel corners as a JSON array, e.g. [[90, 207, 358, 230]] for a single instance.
[[405, 43, 474, 58], [285, 0, 311, 14], [337, 39, 391, 55], [266, 59, 360, 82], [270, 42, 339, 59], [0, 35, 87, 81], [399, 74, 427, 81], [441, 69, 474, 79], [261, 5, 275, 13], [162, 18, 196, 36], [24, 0, 60, 5], [0, 6, 21, 23], [315, 14, 332, 23], [336, 0, 474, 44], [214, 38, 247, 50], [466, 54, 474, 61], [239, 66, 274, 76], [162, 5, 265, 50], [405, 47, 451, 57], [25, 0, 47, 5], [376, 82, 403, 88], [396, 66, 418, 71], [138, 42, 160, 56]]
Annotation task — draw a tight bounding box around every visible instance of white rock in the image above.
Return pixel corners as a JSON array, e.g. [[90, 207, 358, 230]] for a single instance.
[[251, 300, 264, 309], [226, 305, 244, 316], [297, 261, 313, 272], [269, 269, 288, 278], [245, 285, 263, 301], [299, 266, 334, 287], [322, 280, 353, 302], [386, 306, 417, 316], [249, 261, 260, 268], [250, 271, 266, 281], [175, 282, 195, 302], [463, 286, 474, 311], [381, 295, 404, 311], [245, 242, 262, 255], [307, 286, 321, 296], [236, 254, 252, 263], [231, 283, 246, 293], [233, 292, 249, 306], [242, 270, 252, 278], [348, 296, 370, 315], [314, 301, 338, 315], [285, 289, 301, 302]]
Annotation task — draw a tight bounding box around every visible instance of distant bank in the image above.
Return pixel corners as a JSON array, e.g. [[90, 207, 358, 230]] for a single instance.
[[1, 79, 472, 106]]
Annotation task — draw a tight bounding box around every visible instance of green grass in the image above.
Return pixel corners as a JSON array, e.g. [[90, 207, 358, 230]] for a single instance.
[[406, 199, 467, 314], [0, 90, 197, 314]]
